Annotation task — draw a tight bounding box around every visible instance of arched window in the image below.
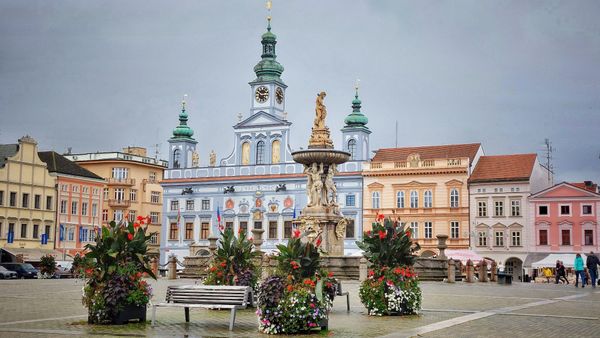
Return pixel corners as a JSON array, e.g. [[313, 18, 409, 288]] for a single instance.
[[348, 139, 357, 160], [410, 190, 419, 208], [396, 191, 405, 208], [173, 149, 181, 168], [271, 140, 281, 164], [450, 189, 459, 208], [241, 142, 250, 165], [424, 190, 433, 208], [372, 191, 380, 209], [256, 141, 265, 164]]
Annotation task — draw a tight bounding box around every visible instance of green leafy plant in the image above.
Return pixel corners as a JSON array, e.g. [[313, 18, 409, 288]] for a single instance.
[[356, 217, 420, 267], [204, 227, 260, 287], [81, 216, 156, 324], [39, 254, 57, 277], [275, 229, 321, 281]]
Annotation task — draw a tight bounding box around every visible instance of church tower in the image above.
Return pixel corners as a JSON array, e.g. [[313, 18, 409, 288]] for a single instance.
[[341, 85, 371, 161], [168, 98, 197, 169]]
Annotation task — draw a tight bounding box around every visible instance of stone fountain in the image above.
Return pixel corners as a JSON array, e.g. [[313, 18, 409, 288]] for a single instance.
[[292, 91, 352, 256]]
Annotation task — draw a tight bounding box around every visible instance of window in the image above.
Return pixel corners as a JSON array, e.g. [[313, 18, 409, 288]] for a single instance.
[[478, 232, 487, 246], [0, 191, 3, 205], [61, 184, 68, 192], [169, 223, 178, 240], [82, 187, 89, 194], [561, 229, 571, 245], [60, 200, 67, 214], [71, 201, 78, 215], [201, 222, 210, 239], [45, 225, 51, 239], [81, 202, 88, 216], [560, 205, 570, 216], [269, 221, 278, 239], [410, 191, 418, 208], [22, 193, 29, 208], [225, 221, 233, 231], [271, 140, 281, 164], [8, 223, 15, 237], [494, 201, 504, 217], [254, 221, 263, 229], [511, 200, 521, 216], [91, 203, 97, 217], [170, 200, 179, 211], [68, 227, 75, 241], [33, 224, 39, 239], [346, 194, 355, 207], [494, 231, 504, 247], [130, 189, 137, 202], [410, 222, 419, 239], [72, 185, 79, 193], [201, 199, 210, 211], [149, 171, 157, 182], [478, 201, 487, 217], [114, 188, 125, 201], [450, 189, 459, 208], [539, 229, 548, 245], [396, 191, 405, 208], [173, 149, 181, 168], [511, 231, 521, 246], [348, 139, 357, 160], [34, 195, 41, 209], [345, 219, 355, 238], [538, 205, 548, 216], [582, 205, 593, 215], [371, 192, 380, 209], [241, 142, 250, 165], [450, 221, 459, 239], [150, 233, 159, 244], [185, 222, 194, 240], [151, 191, 160, 203], [9, 192, 16, 207], [102, 209, 108, 222], [424, 221, 432, 239], [283, 221, 293, 238], [585, 230, 594, 245], [256, 140, 265, 164], [20, 223, 27, 238], [114, 210, 124, 222], [186, 200, 194, 211], [46, 196, 52, 210], [111, 167, 129, 179], [239, 221, 248, 236], [424, 190, 432, 208], [128, 211, 136, 222], [102, 188, 109, 200], [150, 212, 159, 224]]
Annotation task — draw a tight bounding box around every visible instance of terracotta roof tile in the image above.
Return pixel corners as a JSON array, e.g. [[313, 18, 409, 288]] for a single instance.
[[570, 182, 598, 192], [469, 154, 537, 183], [372, 143, 481, 162]]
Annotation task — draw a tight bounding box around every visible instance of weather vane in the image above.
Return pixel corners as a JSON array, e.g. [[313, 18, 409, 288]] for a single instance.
[[182, 94, 188, 110], [355, 79, 360, 95], [266, 0, 272, 23]]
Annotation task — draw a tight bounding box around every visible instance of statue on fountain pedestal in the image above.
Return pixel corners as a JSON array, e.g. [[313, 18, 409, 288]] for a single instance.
[[325, 165, 338, 205]]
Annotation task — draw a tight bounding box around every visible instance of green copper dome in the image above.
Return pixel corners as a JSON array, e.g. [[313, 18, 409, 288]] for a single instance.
[[344, 90, 369, 127], [172, 104, 195, 140], [253, 20, 284, 82]]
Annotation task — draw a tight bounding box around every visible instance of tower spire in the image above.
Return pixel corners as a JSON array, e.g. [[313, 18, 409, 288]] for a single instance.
[[343, 80, 369, 128], [266, 0, 272, 31], [171, 94, 195, 140], [253, 0, 284, 82]]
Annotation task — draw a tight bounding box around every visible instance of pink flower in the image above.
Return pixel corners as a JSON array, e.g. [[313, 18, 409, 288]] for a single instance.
[[293, 229, 301, 238]]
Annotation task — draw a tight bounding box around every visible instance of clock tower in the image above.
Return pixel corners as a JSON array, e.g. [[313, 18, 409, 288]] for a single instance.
[[248, 18, 287, 119]]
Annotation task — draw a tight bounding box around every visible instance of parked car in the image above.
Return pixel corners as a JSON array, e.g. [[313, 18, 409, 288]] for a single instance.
[[53, 265, 73, 279], [0, 266, 18, 279], [0, 263, 39, 279]]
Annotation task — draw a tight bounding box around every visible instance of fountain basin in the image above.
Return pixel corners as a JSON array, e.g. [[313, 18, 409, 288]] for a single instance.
[[291, 149, 351, 166]]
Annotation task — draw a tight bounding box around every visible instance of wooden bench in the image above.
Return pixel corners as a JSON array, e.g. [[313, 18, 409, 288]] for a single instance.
[[151, 285, 252, 330]]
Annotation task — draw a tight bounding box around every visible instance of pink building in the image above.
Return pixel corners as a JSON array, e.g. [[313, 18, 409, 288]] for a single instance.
[[529, 182, 600, 254]]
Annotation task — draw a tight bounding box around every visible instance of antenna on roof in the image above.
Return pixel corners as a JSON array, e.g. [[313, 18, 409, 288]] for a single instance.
[[395, 120, 398, 148], [542, 138, 555, 185], [67, 147, 72, 155], [153, 143, 161, 160]]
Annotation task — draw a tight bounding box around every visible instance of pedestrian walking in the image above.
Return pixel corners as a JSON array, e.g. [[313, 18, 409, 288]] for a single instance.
[[585, 251, 599, 288], [557, 261, 568, 284], [574, 253, 586, 288]]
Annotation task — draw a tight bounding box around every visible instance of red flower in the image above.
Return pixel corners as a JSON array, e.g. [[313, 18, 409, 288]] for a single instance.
[[326, 282, 332, 288], [378, 276, 385, 282], [220, 262, 227, 268], [133, 222, 140, 228], [366, 230, 371, 236], [127, 233, 133, 241], [378, 230, 386, 240], [386, 280, 394, 287], [293, 229, 301, 238], [249, 237, 253, 242], [310, 303, 316, 308], [290, 261, 300, 270], [393, 267, 402, 275], [376, 213, 385, 222], [405, 230, 411, 237], [315, 237, 322, 247], [209, 266, 217, 272], [303, 279, 316, 287], [287, 285, 294, 292], [218, 225, 224, 231], [368, 269, 374, 277], [217, 272, 223, 277], [136, 215, 144, 221], [327, 271, 334, 277]]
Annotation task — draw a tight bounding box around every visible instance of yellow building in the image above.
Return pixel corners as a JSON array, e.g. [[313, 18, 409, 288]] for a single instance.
[[0, 136, 58, 263], [363, 143, 483, 256], [65, 147, 167, 256]]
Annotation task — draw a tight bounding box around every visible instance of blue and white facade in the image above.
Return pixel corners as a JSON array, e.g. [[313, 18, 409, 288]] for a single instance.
[[160, 21, 370, 264]]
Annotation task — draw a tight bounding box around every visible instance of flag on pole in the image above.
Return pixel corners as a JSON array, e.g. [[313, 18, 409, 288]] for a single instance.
[[217, 206, 221, 225], [59, 224, 65, 241], [177, 208, 183, 246], [292, 204, 297, 219], [7, 231, 14, 244]]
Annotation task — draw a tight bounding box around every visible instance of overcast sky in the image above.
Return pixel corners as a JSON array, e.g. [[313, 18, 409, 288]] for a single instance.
[[1, 0, 599, 183]]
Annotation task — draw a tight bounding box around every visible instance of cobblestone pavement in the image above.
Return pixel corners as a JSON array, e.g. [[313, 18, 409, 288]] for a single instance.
[[1, 278, 599, 337]]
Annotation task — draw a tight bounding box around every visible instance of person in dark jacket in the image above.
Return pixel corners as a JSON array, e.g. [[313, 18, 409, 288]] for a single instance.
[[556, 260, 568, 284], [586, 251, 600, 288]]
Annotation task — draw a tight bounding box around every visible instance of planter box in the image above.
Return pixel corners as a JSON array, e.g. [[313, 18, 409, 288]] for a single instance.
[[107, 304, 146, 325]]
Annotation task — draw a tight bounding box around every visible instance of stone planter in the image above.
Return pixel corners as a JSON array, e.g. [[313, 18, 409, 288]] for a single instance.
[[109, 304, 147, 325]]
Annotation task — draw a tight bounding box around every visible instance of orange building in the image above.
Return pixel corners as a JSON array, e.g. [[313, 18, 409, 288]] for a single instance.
[[39, 152, 105, 259], [362, 143, 483, 256], [64, 147, 167, 256]]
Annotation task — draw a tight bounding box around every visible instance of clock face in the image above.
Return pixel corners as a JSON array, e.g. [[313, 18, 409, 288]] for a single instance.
[[255, 86, 269, 103], [275, 87, 284, 104]]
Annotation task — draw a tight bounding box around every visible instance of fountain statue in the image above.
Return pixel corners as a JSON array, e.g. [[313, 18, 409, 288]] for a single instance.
[[292, 91, 352, 256]]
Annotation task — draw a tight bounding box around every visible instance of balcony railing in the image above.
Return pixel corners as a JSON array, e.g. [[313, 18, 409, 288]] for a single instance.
[[365, 158, 468, 171], [108, 199, 131, 208], [107, 178, 136, 186]]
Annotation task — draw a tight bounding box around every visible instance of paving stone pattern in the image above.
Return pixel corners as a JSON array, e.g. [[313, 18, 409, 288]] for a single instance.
[[0, 278, 598, 337]]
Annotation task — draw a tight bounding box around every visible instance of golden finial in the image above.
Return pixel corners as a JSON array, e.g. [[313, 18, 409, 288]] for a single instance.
[[266, 0, 272, 28], [182, 94, 188, 110], [354, 79, 360, 96]]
